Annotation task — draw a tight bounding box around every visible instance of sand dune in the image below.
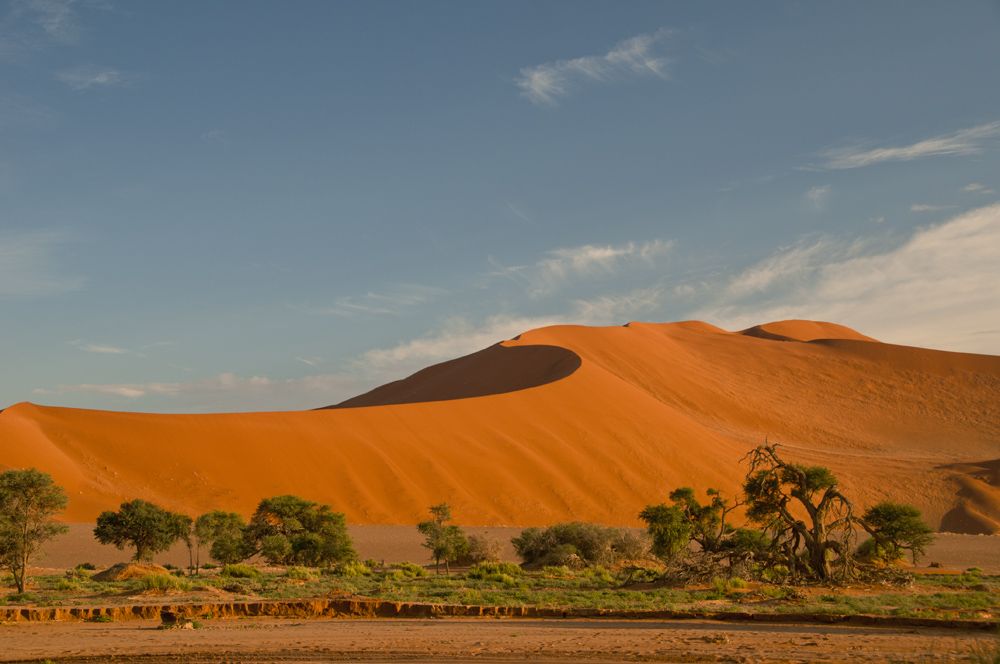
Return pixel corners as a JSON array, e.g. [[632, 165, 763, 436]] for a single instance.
[[1, 320, 998, 532]]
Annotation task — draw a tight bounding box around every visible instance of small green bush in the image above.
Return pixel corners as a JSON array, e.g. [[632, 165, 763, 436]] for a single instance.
[[285, 566, 315, 580], [139, 573, 191, 591], [201, 563, 217, 569], [90, 614, 114, 623], [77, 562, 96, 570], [467, 561, 522, 579], [332, 561, 371, 577], [364, 558, 379, 568], [220, 564, 262, 579], [729, 577, 748, 589], [459, 589, 483, 605], [541, 565, 574, 578], [55, 579, 79, 592], [396, 562, 429, 578]]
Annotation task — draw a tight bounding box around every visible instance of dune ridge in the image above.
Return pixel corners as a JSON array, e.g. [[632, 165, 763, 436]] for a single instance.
[[1, 319, 998, 532]]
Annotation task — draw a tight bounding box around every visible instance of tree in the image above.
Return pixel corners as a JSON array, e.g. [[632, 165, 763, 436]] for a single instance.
[[195, 510, 250, 568], [861, 501, 934, 564], [94, 499, 184, 562], [0, 469, 69, 593], [667, 487, 740, 554], [742, 444, 857, 581], [637, 503, 690, 563], [417, 503, 467, 574], [245, 495, 355, 566], [171, 513, 194, 574]]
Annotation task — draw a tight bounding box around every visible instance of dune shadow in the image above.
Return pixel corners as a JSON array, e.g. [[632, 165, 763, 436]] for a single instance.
[[322, 343, 582, 409]]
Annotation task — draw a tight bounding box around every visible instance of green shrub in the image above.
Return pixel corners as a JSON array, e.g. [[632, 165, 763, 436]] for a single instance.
[[364, 558, 379, 568], [729, 577, 748, 589], [467, 534, 505, 564], [77, 562, 96, 571], [382, 570, 406, 581], [467, 561, 522, 579], [579, 566, 614, 584], [396, 562, 428, 578], [285, 566, 315, 580], [201, 563, 217, 569], [8, 592, 37, 603], [55, 579, 79, 592], [331, 561, 371, 577], [220, 564, 262, 579], [512, 522, 646, 567], [90, 614, 114, 623], [540, 565, 574, 578], [459, 589, 483, 605], [139, 573, 191, 591]]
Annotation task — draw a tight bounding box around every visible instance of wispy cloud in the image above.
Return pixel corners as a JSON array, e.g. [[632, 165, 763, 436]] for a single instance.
[[69, 339, 131, 354], [292, 284, 446, 319], [0, 230, 84, 298], [821, 121, 1000, 170], [34, 372, 379, 413], [964, 183, 996, 195], [56, 65, 136, 90], [357, 314, 568, 376], [910, 204, 953, 212], [495, 239, 673, 296], [516, 29, 675, 107], [695, 203, 1000, 355], [805, 185, 830, 211], [9, 0, 83, 45]]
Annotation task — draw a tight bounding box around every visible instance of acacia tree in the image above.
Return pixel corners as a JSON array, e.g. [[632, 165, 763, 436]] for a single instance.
[[245, 495, 355, 566], [417, 503, 467, 574], [861, 501, 934, 564], [742, 444, 857, 581], [637, 503, 690, 564], [94, 499, 183, 562], [0, 469, 69, 593], [195, 510, 249, 568]]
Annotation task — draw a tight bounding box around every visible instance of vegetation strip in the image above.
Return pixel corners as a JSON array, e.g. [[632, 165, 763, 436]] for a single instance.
[[1, 597, 997, 630]]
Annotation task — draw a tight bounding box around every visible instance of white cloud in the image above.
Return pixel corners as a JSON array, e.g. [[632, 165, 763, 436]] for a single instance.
[[516, 29, 675, 106], [357, 314, 567, 376], [571, 284, 669, 322], [821, 121, 1000, 169], [56, 65, 135, 90], [292, 284, 446, 319], [695, 203, 1000, 355], [805, 185, 830, 211], [69, 340, 131, 354], [910, 204, 952, 212], [497, 239, 673, 296], [963, 183, 996, 195], [0, 230, 84, 297], [11, 0, 83, 44]]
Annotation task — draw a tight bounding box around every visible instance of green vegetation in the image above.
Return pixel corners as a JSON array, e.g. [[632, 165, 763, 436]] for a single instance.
[[511, 521, 646, 568], [245, 495, 356, 567], [417, 503, 468, 574], [195, 510, 250, 567], [0, 468, 69, 593], [220, 563, 262, 579], [861, 501, 934, 564], [94, 499, 184, 563]]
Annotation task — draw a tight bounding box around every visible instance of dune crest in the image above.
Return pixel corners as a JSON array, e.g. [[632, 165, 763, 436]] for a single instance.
[[1, 320, 997, 533]]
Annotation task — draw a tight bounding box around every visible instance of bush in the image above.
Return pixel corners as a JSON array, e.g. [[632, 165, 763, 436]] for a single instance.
[[512, 522, 644, 567], [364, 558, 379, 569], [541, 565, 574, 578], [201, 563, 217, 569], [459, 589, 482, 605], [77, 562, 96, 570], [396, 562, 429, 578], [467, 562, 522, 579], [331, 561, 371, 577], [285, 566, 314, 580], [55, 579, 79, 592], [220, 564, 261, 579], [466, 534, 505, 564], [138, 573, 191, 592]]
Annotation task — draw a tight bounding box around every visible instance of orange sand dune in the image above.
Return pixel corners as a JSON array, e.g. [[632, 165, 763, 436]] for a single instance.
[[1, 320, 998, 532]]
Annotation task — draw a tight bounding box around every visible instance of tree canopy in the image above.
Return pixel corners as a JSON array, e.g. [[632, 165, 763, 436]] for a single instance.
[[417, 503, 467, 574], [245, 494, 356, 566], [94, 499, 184, 563], [0, 468, 69, 593]]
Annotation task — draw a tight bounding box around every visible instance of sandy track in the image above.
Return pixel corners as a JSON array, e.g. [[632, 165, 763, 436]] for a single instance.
[[3, 616, 998, 663]]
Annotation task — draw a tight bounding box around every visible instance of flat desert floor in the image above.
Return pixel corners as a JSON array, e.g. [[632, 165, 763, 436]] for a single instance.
[[4, 616, 998, 663]]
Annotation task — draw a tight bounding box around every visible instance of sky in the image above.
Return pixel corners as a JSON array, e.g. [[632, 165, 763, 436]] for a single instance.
[[2, 1, 999, 414]]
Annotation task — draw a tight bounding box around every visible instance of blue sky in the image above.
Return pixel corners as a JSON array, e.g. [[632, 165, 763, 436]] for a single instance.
[[2, 1, 999, 413]]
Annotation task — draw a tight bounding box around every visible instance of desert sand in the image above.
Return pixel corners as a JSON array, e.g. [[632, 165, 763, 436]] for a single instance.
[[4, 616, 998, 663], [1, 320, 998, 532]]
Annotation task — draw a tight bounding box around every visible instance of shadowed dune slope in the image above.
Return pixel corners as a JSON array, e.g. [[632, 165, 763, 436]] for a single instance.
[[1, 320, 998, 532]]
